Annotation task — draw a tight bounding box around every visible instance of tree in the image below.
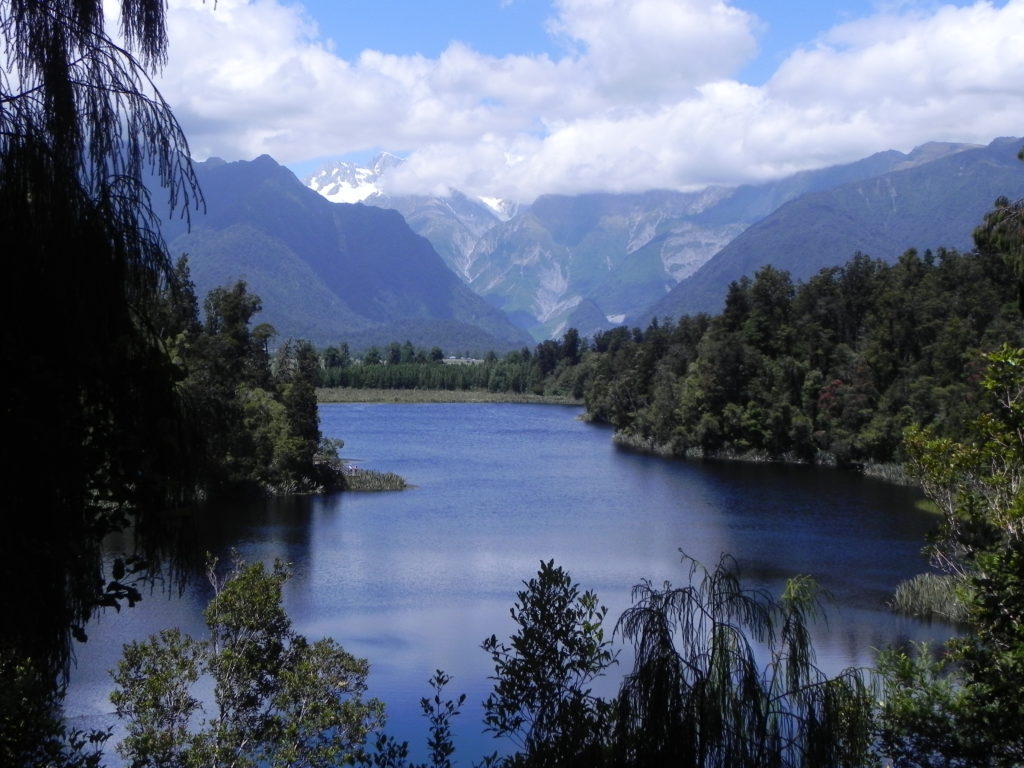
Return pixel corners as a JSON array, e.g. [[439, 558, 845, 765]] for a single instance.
[[0, 651, 110, 768], [1, 0, 202, 682], [271, 339, 324, 488], [161, 274, 329, 495], [560, 328, 582, 367], [612, 553, 875, 767], [481, 560, 617, 767], [199, 281, 272, 391], [479, 556, 875, 768], [387, 342, 403, 366], [112, 554, 385, 768], [879, 345, 1024, 766], [975, 190, 1024, 314]]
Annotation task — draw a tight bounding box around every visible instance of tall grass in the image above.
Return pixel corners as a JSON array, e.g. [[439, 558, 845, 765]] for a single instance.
[[890, 572, 968, 623], [343, 469, 408, 492]]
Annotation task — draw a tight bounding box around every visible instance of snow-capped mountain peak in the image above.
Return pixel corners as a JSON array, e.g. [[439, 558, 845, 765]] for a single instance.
[[305, 154, 518, 219], [305, 153, 404, 204]]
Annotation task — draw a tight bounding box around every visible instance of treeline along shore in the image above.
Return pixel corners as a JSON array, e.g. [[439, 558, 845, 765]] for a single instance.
[[318, 242, 1023, 473]]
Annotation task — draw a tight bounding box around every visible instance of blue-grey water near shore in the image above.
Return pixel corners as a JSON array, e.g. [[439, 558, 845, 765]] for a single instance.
[[66, 403, 951, 762]]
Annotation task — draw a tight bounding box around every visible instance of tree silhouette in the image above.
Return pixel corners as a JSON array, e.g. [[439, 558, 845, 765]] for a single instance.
[[1, 0, 202, 679]]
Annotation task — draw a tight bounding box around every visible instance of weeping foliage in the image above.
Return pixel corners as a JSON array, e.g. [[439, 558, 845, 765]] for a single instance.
[[477, 556, 876, 768], [0, 0, 202, 676], [612, 554, 876, 768]]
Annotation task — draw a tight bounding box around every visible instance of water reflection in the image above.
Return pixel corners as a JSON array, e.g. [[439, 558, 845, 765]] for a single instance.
[[67, 403, 953, 762]]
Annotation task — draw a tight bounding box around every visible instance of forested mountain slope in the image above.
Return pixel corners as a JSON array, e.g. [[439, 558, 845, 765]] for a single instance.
[[645, 137, 1024, 320], [162, 156, 532, 352]]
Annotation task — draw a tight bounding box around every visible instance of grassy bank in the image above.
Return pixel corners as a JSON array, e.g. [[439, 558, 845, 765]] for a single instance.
[[317, 387, 583, 405]]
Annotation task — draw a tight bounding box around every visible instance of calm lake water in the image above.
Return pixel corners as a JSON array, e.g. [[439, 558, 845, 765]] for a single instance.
[[66, 403, 952, 762]]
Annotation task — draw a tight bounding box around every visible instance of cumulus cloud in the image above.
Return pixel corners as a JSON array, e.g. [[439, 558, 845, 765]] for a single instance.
[[151, 0, 1024, 202]]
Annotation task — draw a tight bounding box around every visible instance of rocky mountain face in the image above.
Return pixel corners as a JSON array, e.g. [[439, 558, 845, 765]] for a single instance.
[[306, 155, 518, 283], [160, 155, 533, 353], [307, 141, 996, 341], [646, 136, 1024, 322]]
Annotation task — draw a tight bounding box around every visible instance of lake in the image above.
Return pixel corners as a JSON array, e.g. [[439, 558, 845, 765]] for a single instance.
[[66, 403, 952, 762]]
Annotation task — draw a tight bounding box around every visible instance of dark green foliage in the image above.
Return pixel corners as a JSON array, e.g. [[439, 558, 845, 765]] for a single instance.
[[877, 346, 1024, 766], [321, 329, 593, 399], [0, 0, 200, 682], [355, 671, 467, 768], [612, 555, 875, 768], [322, 342, 549, 396], [482, 560, 617, 767], [418, 671, 466, 768], [165, 263, 329, 495], [975, 194, 1024, 313], [578, 245, 1021, 466], [0, 651, 110, 768], [476, 556, 875, 768]]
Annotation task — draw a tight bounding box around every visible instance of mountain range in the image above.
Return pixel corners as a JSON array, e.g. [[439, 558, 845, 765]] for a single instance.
[[647, 136, 1024, 321], [160, 155, 533, 353], [307, 137, 1023, 340], [153, 137, 1022, 353]]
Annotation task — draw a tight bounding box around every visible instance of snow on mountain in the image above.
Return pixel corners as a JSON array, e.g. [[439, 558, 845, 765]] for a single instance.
[[478, 196, 519, 222], [304, 154, 518, 290], [305, 154, 519, 219], [305, 153, 404, 204], [299, 139, 1006, 343]]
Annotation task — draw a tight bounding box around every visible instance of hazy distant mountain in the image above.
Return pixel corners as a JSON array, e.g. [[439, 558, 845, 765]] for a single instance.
[[645, 136, 1024, 322], [457, 141, 982, 340], [464, 188, 741, 340], [162, 156, 533, 352], [303, 140, 1004, 342], [305, 154, 519, 282]]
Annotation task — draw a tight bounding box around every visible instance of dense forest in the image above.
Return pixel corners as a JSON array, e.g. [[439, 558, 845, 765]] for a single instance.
[[156, 259, 336, 497], [320, 333, 582, 396], [579, 244, 1022, 468]]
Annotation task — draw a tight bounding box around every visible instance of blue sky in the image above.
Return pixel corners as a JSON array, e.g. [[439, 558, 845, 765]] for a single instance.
[[153, 0, 1023, 201], [308, 0, 876, 82]]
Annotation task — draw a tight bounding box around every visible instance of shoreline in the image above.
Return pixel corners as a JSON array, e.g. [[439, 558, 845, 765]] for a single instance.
[[317, 387, 583, 405], [610, 429, 921, 488]]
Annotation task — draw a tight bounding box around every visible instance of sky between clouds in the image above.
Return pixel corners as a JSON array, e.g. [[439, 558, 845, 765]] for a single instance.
[[149, 0, 1024, 202]]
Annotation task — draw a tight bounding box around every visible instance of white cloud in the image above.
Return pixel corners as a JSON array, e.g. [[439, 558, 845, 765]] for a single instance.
[[547, 0, 759, 100], [154, 0, 1024, 202]]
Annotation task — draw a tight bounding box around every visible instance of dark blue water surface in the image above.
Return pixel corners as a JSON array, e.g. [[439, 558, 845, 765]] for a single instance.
[[66, 403, 952, 762]]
